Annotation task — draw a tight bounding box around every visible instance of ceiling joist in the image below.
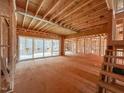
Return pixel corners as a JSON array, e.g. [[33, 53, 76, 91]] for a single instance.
[[60, 1, 106, 26], [16, 0, 111, 35], [22, 0, 29, 27], [55, 0, 93, 23], [16, 8, 77, 33], [27, 0, 45, 29], [33, 0, 61, 30]]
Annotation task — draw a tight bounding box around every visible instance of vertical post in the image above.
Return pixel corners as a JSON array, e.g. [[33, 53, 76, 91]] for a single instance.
[[8, 0, 16, 91], [99, 35, 102, 56], [0, 17, 2, 92], [17, 35, 19, 62], [94, 37, 97, 55], [76, 38, 78, 54], [107, 10, 113, 45], [60, 36, 65, 56], [32, 38, 34, 59], [123, 19, 124, 41], [84, 37, 86, 54], [91, 36, 93, 54], [51, 40, 53, 56], [43, 39, 44, 57]]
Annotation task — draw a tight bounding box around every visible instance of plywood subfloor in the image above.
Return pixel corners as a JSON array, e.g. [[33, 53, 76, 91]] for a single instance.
[[15, 54, 103, 93]]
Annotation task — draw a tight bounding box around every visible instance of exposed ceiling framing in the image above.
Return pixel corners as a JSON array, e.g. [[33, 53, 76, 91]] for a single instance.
[[16, 0, 111, 35]]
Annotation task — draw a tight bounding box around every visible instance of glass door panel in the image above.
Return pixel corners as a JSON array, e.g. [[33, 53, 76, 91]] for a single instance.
[[19, 37, 33, 60], [34, 38, 43, 58], [44, 39, 52, 57], [52, 40, 60, 56]]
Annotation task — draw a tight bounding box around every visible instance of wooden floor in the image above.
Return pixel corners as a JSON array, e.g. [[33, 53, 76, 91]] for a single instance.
[[14, 54, 103, 93]]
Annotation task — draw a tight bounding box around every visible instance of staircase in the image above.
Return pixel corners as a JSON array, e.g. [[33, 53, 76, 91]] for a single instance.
[[98, 46, 124, 93]]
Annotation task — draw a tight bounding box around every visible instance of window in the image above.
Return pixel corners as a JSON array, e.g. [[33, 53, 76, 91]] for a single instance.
[[85, 37, 92, 54], [44, 39, 52, 57], [101, 36, 107, 56], [64, 35, 107, 56], [19, 36, 60, 61], [34, 38, 43, 58], [19, 37, 33, 60], [52, 40, 60, 56], [65, 39, 76, 55], [114, 20, 124, 40]]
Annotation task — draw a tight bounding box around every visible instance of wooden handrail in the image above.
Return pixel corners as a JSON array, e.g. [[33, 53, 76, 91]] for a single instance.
[[101, 71, 124, 82], [106, 49, 124, 52], [105, 55, 124, 59], [103, 62, 124, 70]]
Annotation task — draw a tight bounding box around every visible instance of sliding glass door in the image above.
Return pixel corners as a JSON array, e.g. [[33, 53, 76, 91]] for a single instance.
[[19, 37, 33, 60], [52, 40, 60, 56], [19, 36, 60, 61], [34, 38, 43, 58], [44, 39, 52, 57]]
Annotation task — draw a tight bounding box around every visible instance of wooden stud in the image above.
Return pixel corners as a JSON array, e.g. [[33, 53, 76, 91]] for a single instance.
[[0, 16, 2, 92], [60, 36, 65, 56], [8, 0, 17, 91]]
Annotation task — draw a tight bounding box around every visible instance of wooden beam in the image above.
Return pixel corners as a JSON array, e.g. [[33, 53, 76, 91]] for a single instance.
[[62, 7, 108, 28], [65, 24, 108, 38], [49, 0, 81, 21], [27, 0, 45, 29], [22, 0, 29, 27], [99, 35, 101, 56], [39, 21, 77, 33], [16, 9, 77, 33], [38, 23, 48, 31], [43, 0, 61, 19], [0, 16, 2, 91], [33, 0, 61, 30], [9, 0, 17, 91], [40, 24, 55, 32], [67, 11, 109, 29], [17, 27, 60, 39], [38, 21, 76, 32], [13, 0, 17, 21], [78, 19, 109, 30], [55, 0, 93, 23], [67, 11, 110, 28], [105, 0, 112, 10], [63, 17, 109, 32], [37, 0, 78, 31], [60, 36, 65, 56], [60, 1, 106, 25]]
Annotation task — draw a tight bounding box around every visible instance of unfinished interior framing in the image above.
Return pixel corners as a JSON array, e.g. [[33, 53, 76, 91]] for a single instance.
[[65, 34, 107, 56], [0, 0, 16, 92], [0, 0, 124, 93]]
